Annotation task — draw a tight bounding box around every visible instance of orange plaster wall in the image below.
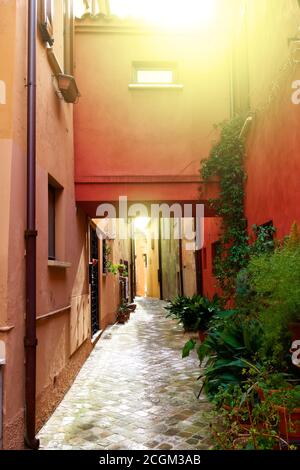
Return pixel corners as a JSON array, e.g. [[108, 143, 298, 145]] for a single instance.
[[201, 217, 222, 299], [74, 17, 231, 204], [0, 0, 26, 449], [244, 0, 300, 240], [99, 236, 132, 329], [135, 237, 147, 297], [0, 1, 90, 449]]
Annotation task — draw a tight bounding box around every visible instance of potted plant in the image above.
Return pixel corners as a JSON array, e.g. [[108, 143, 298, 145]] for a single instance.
[[165, 294, 220, 334], [117, 302, 130, 324], [267, 386, 300, 441], [248, 222, 300, 368], [127, 303, 137, 313], [117, 263, 126, 275]]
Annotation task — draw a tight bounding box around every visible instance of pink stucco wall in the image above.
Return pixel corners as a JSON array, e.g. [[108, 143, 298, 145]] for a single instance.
[[74, 16, 231, 206], [0, 1, 90, 448]]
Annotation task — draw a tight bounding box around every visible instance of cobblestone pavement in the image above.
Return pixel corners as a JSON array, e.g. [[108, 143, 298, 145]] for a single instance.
[[38, 297, 212, 450]]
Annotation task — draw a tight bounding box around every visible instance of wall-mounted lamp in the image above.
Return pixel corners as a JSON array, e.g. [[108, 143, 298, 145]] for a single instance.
[[40, 18, 54, 46], [239, 115, 254, 139], [57, 74, 80, 103]]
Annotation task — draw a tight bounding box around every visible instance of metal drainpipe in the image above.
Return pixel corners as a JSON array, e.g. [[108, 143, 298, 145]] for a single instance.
[[24, 0, 39, 450]]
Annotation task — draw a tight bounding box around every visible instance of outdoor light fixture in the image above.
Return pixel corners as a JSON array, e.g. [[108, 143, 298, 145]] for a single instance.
[[39, 17, 54, 46], [57, 74, 80, 103], [239, 115, 254, 139]]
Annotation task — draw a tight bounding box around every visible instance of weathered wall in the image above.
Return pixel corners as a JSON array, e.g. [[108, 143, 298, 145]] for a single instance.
[[0, 0, 26, 449], [99, 234, 132, 329], [201, 217, 222, 299], [0, 1, 91, 448], [146, 219, 160, 299], [135, 237, 147, 297], [134, 218, 160, 299], [244, 0, 300, 239], [160, 219, 181, 301], [197, 1, 300, 300], [74, 15, 231, 205]]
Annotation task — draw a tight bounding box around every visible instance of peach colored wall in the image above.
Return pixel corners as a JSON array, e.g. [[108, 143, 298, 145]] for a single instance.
[[244, 0, 300, 240], [135, 237, 147, 297], [74, 16, 231, 205], [145, 219, 160, 299], [0, 1, 90, 449], [201, 217, 222, 299], [0, 0, 26, 449], [99, 235, 132, 328], [182, 246, 197, 298]]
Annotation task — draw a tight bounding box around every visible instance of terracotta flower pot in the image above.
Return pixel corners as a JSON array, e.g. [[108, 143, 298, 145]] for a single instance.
[[127, 303, 137, 312], [117, 309, 130, 323], [289, 321, 300, 342], [117, 314, 127, 324], [275, 405, 300, 440], [222, 404, 252, 426], [198, 329, 207, 342], [255, 385, 293, 402]]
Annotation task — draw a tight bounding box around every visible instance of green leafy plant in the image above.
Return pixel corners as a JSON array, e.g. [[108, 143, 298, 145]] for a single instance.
[[209, 382, 293, 450], [235, 223, 276, 310], [201, 116, 248, 298], [107, 262, 128, 276], [248, 223, 300, 366], [268, 386, 300, 412], [165, 294, 220, 332], [183, 311, 264, 397], [116, 301, 130, 323]]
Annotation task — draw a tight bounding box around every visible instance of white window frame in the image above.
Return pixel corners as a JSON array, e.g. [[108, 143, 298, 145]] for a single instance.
[[129, 62, 183, 90]]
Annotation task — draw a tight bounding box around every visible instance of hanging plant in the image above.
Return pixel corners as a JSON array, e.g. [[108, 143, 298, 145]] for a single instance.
[[201, 116, 248, 298]]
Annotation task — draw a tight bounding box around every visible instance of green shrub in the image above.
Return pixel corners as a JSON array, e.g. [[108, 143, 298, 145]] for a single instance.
[[183, 310, 264, 397], [165, 294, 220, 332], [248, 239, 300, 365]]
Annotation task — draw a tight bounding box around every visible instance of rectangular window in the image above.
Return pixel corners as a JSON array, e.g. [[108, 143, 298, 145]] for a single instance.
[[48, 184, 56, 260], [129, 61, 183, 90], [136, 69, 174, 84]]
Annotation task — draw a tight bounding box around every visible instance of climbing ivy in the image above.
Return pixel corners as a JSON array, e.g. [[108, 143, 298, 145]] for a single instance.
[[201, 116, 248, 298]]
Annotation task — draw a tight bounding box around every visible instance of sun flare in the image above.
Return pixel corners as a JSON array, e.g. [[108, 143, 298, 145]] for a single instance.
[[73, 0, 218, 30], [110, 0, 217, 29]]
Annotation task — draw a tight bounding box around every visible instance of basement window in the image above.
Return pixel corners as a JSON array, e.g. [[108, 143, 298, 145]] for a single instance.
[[129, 62, 183, 90]]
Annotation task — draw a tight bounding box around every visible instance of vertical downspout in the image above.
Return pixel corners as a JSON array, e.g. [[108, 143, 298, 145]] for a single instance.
[[25, 0, 39, 450]]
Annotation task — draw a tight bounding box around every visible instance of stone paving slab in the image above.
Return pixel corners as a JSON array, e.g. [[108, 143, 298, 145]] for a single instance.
[[38, 297, 212, 450]]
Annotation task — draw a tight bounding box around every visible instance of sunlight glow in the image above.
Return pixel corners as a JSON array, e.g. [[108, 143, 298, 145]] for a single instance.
[[136, 70, 173, 84], [134, 217, 150, 232], [109, 0, 217, 30]]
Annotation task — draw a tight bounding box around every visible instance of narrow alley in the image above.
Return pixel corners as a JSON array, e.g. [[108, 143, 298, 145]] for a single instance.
[[37, 298, 211, 450]]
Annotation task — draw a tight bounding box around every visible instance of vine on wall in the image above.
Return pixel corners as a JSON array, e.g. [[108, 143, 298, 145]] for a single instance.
[[201, 116, 248, 298]]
